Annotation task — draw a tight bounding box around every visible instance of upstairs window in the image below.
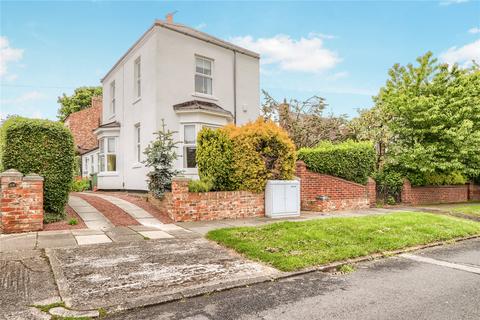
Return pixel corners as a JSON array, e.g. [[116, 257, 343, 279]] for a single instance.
[[134, 57, 141, 98], [109, 81, 116, 115], [195, 56, 213, 95]]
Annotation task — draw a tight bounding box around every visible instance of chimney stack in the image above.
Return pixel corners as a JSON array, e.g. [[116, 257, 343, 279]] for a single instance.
[[166, 13, 174, 23]]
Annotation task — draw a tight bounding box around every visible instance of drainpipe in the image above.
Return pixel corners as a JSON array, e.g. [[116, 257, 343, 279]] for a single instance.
[[233, 50, 237, 125]]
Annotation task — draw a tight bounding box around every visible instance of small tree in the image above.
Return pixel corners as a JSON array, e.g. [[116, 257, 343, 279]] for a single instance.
[[261, 90, 351, 148], [143, 120, 182, 198]]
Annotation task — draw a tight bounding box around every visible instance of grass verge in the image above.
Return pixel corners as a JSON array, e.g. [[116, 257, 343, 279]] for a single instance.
[[450, 204, 480, 217], [207, 212, 480, 271]]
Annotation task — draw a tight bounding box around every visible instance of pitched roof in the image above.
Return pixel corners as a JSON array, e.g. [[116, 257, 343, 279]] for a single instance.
[[101, 20, 259, 82], [155, 20, 259, 59], [173, 100, 233, 118]]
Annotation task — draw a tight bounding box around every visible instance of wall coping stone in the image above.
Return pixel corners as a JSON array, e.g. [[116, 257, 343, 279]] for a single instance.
[[0, 169, 22, 177], [23, 173, 44, 181]]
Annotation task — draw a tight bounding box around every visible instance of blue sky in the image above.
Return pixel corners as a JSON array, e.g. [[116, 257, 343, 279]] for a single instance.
[[1, 0, 479, 120]]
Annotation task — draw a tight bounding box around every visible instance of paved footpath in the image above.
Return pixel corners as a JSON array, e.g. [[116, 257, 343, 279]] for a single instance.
[[68, 195, 114, 230]]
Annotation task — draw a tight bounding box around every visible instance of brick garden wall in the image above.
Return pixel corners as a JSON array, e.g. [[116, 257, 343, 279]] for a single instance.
[[401, 179, 479, 205], [295, 161, 376, 212], [1, 169, 44, 233], [148, 178, 265, 222]]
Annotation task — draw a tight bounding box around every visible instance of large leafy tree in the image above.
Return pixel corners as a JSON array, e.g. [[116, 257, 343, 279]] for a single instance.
[[353, 52, 480, 182], [57, 86, 102, 121], [261, 90, 351, 148]]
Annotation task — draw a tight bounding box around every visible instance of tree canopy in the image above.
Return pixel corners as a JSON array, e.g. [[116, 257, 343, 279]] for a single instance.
[[352, 52, 480, 184], [57, 86, 102, 121]]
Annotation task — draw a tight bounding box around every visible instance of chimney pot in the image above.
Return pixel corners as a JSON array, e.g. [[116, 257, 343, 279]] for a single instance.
[[166, 13, 173, 23]]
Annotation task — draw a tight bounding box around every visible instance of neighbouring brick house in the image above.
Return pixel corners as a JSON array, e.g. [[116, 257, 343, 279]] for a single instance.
[[64, 96, 102, 177]]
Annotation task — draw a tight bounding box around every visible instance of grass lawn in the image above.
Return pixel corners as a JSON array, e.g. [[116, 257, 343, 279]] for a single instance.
[[207, 212, 480, 271], [450, 204, 480, 217]]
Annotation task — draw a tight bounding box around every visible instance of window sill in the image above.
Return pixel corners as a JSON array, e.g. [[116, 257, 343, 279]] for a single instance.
[[132, 162, 143, 169], [133, 97, 141, 105], [107, 114, 116, 120], [191, 93, 218, 101], [98, 172, 119, 177]]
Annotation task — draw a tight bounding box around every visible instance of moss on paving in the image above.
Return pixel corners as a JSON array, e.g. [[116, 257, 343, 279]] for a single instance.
[[207, 212, 480, 271]]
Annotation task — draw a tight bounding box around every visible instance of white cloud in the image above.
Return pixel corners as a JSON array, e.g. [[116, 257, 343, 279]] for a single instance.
[[1, 91, 47, 105], [440, 39, 480, 66], [231, 34, 341, 73], [0, 36, 24, 79], [439, 0, 469, 6], [468, 27, 480, 34]]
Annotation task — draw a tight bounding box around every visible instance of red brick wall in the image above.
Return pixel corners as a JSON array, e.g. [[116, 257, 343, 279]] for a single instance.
[[468, 182, 480, 201], [64, 96, 102, 154], [148, 178, 265, 222], [1, 169, 44, 233], [401, 179, 475, 205], [295, 161, 376, 212]]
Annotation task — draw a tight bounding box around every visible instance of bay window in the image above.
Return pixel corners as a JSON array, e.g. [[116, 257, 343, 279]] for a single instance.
[[182, 124, 220, 169], [98, 137, 117, 172]]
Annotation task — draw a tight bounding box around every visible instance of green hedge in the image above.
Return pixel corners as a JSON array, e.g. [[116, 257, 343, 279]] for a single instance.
[[0, 117, 75, 221], [196, 119, 297, 193], [298, 140, 376, 185]]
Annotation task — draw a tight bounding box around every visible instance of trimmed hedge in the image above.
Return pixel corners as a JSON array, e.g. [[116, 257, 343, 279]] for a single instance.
[[298, 140, 376, 185], [0, 117, 75, 221], [196, 119, 297, 193]]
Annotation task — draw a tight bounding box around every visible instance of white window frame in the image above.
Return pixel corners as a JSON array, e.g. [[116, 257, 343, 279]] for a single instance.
[[90, 154, 95, 174], [84, 157, 89, 175], [134, 123, 141, 164], [98, 137, 117, 173], [181, 123, 221, 170], [194, 56, 213, 96], [134, 57, 141, 99], [109, 81, 116, 116]]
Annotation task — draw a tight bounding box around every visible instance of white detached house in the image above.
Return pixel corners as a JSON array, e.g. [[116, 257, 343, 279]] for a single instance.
[[93, 17, 260, 190]]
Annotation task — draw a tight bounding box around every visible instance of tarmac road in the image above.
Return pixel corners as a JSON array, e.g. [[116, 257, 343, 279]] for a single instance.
[[106, 238, 480, 320]]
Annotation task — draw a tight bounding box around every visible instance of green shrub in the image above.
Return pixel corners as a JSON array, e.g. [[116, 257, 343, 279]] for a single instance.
[[0, 117, 75, 221], [68, 218, 78, 225], [196, 119, 297, 193], [71, 177, 90, 192], [196, 128, 236, 191], [423, 172, 467, 186], [188, 178, 214, 193], [375, 169, 404, 203], [298, 140, 376, 184], [227, 119, 297, 192]]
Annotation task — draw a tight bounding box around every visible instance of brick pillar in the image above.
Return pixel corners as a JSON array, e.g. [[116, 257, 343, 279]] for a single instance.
[[1, 169, 44, 233], [171, 177, 190, 222], [401, 179, 412, 204], [295, 161, 307, 179], [467, 181, 474, 201], [366, 177, 377, 207]]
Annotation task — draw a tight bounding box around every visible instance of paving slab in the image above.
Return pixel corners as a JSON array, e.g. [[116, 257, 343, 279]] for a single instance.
[[138, 230, 175, 239], [71, 229, 105, 236], [37, 232, 77, 249], [49, 307, 99, 318], [45, 238, 280, 311], [68, 195, 114, 231], [75, 234, 112, 245], [106, 227, 144, 242], [0, 250, 61, 320], [0, 233, 37, 252]]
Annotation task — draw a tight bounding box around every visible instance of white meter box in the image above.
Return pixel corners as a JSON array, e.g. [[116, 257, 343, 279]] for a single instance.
[[265, 180, 300, 218]]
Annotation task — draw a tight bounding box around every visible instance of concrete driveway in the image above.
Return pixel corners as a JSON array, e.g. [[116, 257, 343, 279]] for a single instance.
[[105, 238, 480, 320], [46, 237, 280, 312]]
